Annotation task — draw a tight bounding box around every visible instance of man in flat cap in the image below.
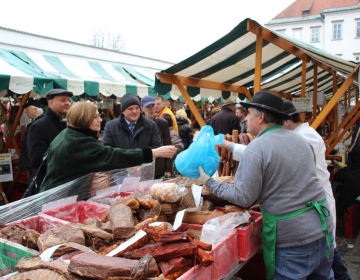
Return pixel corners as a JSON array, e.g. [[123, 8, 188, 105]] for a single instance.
[[141, 95, 172, 178], [196, 91, 334, 280], [210, 98, 240, 135], [27, 89, 73, 192], [102, 93, 161, 150]]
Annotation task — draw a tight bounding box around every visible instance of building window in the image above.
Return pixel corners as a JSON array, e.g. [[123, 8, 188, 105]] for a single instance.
[[293, 29, 302, 40], [311, 28, 320, 42], [303, 10, 310, 15], [354, 54, 360, 61], [332, 22, 343, 40], [336, 54, 343, 57], [356, 20, 360, 38]]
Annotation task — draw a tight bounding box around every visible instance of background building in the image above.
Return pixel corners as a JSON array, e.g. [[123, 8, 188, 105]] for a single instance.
[[266, 0, 360, 62]]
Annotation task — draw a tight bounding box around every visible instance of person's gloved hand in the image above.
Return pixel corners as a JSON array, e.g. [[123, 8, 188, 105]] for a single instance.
[[196, 166, 210, 185]]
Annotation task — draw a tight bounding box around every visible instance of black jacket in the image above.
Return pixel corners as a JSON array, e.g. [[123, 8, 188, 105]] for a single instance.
[[154, 116, 173, 178], [27, 108, 67, 185], [176, 117, 193, 150], [102, 114, 161, 149], [18, 113, 44, 171], [210, 107, 240, 135]]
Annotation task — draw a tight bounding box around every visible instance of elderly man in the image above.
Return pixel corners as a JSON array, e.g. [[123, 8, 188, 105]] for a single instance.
[[235, 105, 247, 133], [141, 95, 173, 178], [102, 93, 161, 150], [19, 99, 44, 174], [210, 98, 240, 135], [197, 91, 334, 280], [27, 89, 73, 191], [155, 95, 178, 133]]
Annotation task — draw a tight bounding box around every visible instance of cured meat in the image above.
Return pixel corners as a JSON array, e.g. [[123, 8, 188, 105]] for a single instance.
[[224, 205, 245, 213], [0, 267, 16, 276], [158, 267, 191, 280], [9, 268, 68, 280], [15, 255, 83, 280], [157, 232, 193, 244], [109, 204, 135, 239], [137, 200, 161, 221], [134, 217, 158, 231], [83, 217, 101, 228], [0, 224, 40, 249], [78, 224, 113, 241], [113, 196, 140, 210], [119, 242, 197, 262], [101, 221, 112, 233], [192, 240, 212, 251], [158, 257, 187, 275], [182, 210, 224, 225], [195, 248, 214, 267], [68, 253, 159, 280], [186, 228, 201, 240], [114, 235, 150, 256], [134, 195, 155, 209], [37, 224, 85, 256], [201, 200, 214, 211]]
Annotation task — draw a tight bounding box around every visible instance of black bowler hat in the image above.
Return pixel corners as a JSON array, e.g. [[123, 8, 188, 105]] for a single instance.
[[240, 91, 290, 119], [46, 89, 73, 100], [22, 98, 41, 108], [282, 100, 306, 116]]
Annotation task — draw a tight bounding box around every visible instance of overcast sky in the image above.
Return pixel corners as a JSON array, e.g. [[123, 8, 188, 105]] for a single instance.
[[0, 0, 296, 63]]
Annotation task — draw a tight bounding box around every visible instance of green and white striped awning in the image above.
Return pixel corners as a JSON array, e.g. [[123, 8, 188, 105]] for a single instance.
[[155, 18, 359, 102], [0, 48, 160, 99]]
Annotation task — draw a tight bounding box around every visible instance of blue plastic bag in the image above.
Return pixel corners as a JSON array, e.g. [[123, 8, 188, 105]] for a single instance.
[[175, 125, 224, 178]]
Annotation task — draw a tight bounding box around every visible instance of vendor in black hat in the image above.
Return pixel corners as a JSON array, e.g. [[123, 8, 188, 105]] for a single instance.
[[26, 89, 73, 194], [196, 91, 334, 280]]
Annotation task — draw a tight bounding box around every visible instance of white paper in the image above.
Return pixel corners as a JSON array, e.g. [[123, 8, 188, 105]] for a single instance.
[[40, 244, 63, 261], [120, 176, 141, 192], [0, 153, 13, 182], [192, 184, 203, 207], [173, 209, 186, 230], [42, 196, 78, 212], [293, 98, 312, 112], [106, 230, 146, 257]]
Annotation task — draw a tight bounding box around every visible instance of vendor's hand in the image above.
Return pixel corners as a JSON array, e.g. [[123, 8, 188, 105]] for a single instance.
[[217, 139, 231, 150], [152, 146, 177, 159], [196, 166, 210, 185], [164, 172, 172, 177]]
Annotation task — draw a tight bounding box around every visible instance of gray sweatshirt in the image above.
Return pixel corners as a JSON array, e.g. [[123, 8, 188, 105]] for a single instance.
[[206, 128, 334, 248]]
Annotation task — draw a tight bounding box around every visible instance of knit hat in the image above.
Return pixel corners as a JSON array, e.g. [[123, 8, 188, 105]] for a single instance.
[[175, 109, 191, 125], [121, 93, 140, 113]]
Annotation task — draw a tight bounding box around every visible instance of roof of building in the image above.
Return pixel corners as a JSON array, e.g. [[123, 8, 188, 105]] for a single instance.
[[272, 0, 359, 20], [322, 2, 360, 13]]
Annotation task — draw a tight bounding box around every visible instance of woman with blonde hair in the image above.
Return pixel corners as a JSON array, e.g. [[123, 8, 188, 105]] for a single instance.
[[40, 102, 176, 192], [175, 109, 193, 150]]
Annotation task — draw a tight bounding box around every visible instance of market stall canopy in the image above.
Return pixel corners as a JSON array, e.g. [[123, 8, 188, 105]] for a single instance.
[[0, 48, 160, 98], [155, 18, 359, 103]]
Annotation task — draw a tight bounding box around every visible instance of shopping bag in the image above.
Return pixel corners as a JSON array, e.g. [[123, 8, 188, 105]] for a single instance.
[[175, 125, 224, 178]]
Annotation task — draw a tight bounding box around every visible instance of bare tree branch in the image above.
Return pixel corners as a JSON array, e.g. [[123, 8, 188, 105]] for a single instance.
[[92, 29, 125, 51]]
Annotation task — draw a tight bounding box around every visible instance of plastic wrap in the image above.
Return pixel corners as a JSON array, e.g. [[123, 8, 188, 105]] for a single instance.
[[0, 161, 155, 224], [149, 183, 188, 203], [42, 201, 109, 224], [200, 212, 251, 246]]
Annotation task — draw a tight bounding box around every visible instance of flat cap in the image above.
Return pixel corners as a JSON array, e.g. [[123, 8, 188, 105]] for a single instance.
[[22, 98, 41, 108], [46, 89, 73, 100]]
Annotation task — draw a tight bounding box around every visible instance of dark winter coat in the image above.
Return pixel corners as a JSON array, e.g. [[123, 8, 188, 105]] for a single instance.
[[40, 127, 152, 192], [18, 113, 44, 171], [102, 114, 161, 149], [176, 117, 193, 150], [27, 108, 67, 186], [154, 116, 173, 178], [210, 107, 240, 135]]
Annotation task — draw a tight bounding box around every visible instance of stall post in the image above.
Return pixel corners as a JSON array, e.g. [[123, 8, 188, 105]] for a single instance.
[[254, 31, 263, 94], [312, 61, 318, 122]]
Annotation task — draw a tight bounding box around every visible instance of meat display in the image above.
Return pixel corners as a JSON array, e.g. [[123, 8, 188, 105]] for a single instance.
[[108, 204, 135, 239], [37, 224, 85, 256], [0, 224, 40, 249], [68, 253, 159, 280]]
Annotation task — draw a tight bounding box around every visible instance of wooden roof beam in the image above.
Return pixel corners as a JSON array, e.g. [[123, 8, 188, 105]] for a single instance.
[[247, 19, 336, 75], [156, 73, 252, 100]]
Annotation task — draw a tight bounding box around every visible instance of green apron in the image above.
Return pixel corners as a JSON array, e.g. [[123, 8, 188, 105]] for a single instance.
[[256, 126, 332, 279], [261, 199, 332, 280]]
